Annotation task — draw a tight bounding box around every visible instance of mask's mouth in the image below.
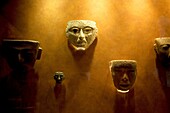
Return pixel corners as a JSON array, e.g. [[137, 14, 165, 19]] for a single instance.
[[119, 82, 131, 90], [77, 44, 86, 47], [56, 79, 62, 83], [120, 84, 130, 87], [73, 42, 87, 51], [76, 41, 87, 46]]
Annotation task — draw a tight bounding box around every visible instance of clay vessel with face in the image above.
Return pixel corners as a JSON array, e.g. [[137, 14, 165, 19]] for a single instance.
[[66, 20, 98, 51], [2, 39, 42, 70], [110, 60, 137, 93], [54, 72, 65, 84], [154, 37, 170, 66]]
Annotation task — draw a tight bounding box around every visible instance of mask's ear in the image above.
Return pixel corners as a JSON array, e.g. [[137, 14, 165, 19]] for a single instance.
[[154, 43, 159, 55], [36, 47, 42, 60]]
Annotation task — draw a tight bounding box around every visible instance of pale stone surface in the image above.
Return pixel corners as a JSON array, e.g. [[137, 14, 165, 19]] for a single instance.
[[66, 20, 98, 51]]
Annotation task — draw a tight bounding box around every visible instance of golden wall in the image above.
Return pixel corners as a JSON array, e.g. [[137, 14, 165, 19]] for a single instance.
[[0, 0, 170, 113]]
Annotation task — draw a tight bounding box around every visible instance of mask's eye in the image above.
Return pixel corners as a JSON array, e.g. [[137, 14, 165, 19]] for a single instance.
[[70, 27, 80, 34], [161, 44, 169, 50], [83, 27, 93, 34], [21, 49, 36, 62], [114, 69, 123, 73], [127, 69, 135, 73], [59, 75, 63, 78]]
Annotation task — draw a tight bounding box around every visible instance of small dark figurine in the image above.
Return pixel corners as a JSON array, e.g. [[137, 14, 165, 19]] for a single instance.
[[54, 72, 65, 84]]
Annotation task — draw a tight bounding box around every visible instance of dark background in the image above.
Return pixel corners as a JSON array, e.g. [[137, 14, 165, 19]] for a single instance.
[[0, 0, 170, 113]]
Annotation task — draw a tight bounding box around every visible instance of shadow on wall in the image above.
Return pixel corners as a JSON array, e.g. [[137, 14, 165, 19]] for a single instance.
[[113, 89, 135, 113], [45, 78, 66, 113], [54, 83, 66, 113], [156, 57, 170, 112], [68, 38, 97, 72], [0, 0, 10, 10]]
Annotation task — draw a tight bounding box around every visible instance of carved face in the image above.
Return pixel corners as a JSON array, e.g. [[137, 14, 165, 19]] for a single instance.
[[110, 60, 137, 93], [66, 20, 98, 51], [54, 72, 65, 84], [154, 37, 170, 66], [3, 39, 42, 69]]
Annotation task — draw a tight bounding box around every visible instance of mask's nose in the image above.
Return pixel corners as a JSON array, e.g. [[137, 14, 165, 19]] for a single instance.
[[77, 29, 86, 43], [122, 73, 129, 82], [57, 76, 62, 81], [17, 53, 24, 63]]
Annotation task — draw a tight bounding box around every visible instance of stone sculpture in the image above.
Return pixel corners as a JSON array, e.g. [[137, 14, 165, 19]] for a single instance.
[[54, 72, 65, 84], [1, 39, 42, 112], [2, 39, 42, 69], [109, 60, 137, 93], [154, 37, 170, 66], [66, 20, 98, 51]]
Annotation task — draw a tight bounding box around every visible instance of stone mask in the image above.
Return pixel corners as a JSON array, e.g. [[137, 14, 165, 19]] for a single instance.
[[154, 37, 170, 66], [109, 60, 137, 93], [54, 72, 65, 84], [66, 20, 98, 51], [2, 39, 42, 69]]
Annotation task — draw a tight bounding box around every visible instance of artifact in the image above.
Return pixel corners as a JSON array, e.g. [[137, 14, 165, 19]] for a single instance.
[[1, 39, 41, 112], [54, 72, 65, 84], [2, 39, 42, 69], [66, 20, 98, 51], [109, 60, 137, 93], [154, 37, 170, 66]]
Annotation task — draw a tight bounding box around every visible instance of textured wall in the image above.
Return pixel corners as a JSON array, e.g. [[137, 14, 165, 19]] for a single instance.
[[0, 0, 170, 113]]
